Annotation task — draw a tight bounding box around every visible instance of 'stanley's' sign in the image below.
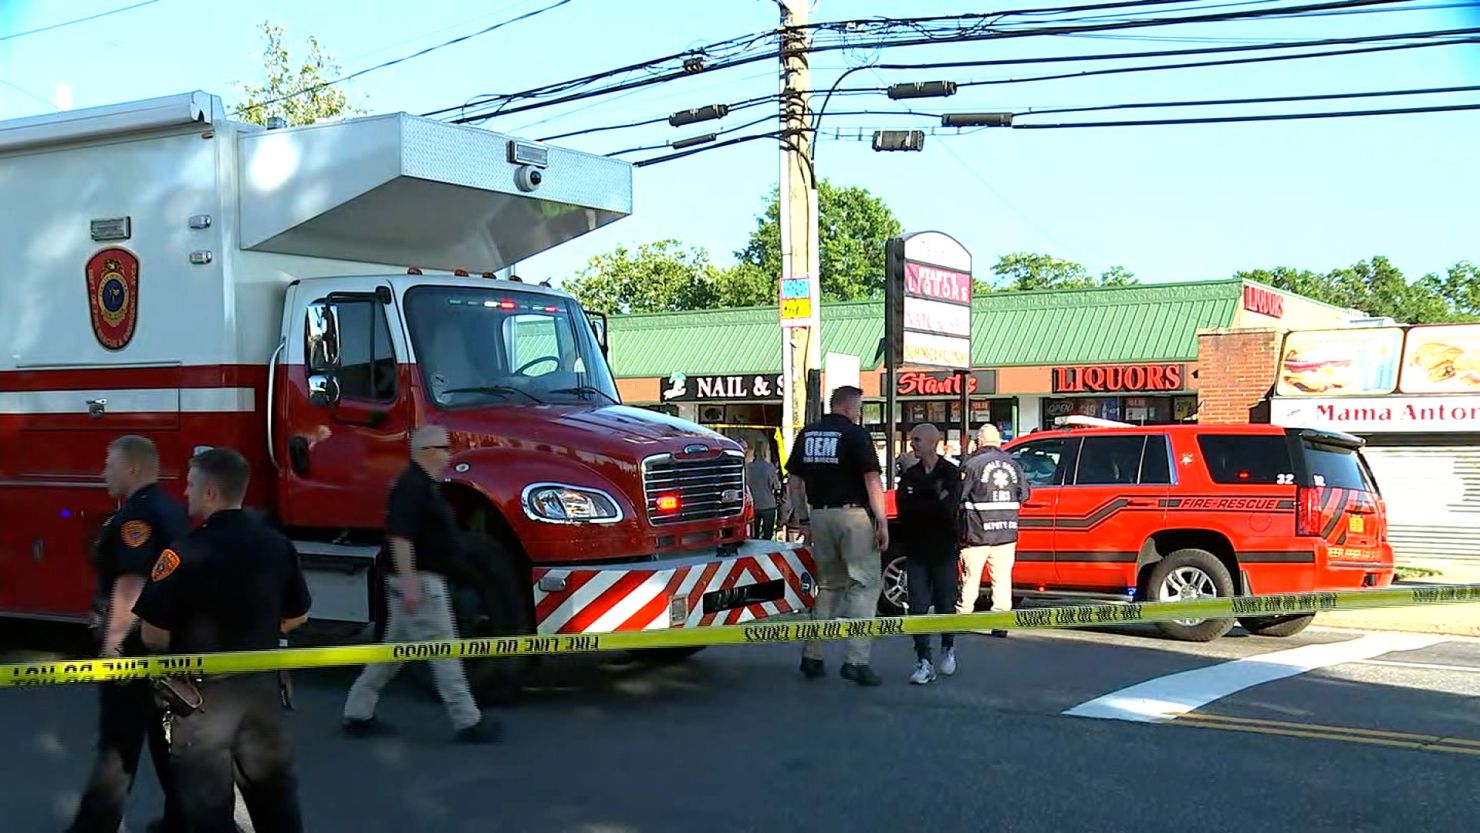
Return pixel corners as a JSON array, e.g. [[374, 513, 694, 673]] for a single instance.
[[894, 370, 997, 397]]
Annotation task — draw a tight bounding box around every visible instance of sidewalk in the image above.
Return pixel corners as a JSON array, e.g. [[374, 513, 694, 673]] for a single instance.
[[1315, 559, 1480, 637]]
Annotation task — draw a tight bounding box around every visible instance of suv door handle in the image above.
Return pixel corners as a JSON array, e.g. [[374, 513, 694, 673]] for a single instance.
[[1024, 501, 1052, 509], [1126, 498, 1158, 507]]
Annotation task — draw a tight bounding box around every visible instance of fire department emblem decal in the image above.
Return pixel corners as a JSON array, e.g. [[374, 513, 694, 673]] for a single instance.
[[85, 247, 140, 350]]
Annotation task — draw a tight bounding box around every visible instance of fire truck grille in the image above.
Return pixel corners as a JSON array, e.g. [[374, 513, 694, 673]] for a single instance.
[[643, 453, 746, 526]]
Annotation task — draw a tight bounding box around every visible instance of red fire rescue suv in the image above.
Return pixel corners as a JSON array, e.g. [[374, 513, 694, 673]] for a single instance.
[[0, 92, 816, 695]]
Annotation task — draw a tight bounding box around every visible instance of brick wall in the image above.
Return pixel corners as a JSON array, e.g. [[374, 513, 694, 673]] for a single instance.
[[1196, 328, 1283, 423]]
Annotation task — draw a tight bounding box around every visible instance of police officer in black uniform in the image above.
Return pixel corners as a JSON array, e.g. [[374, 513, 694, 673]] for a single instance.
[[785, 385, 890, 685], [133, 447, 311, 833], [69, 435, 188, 833]]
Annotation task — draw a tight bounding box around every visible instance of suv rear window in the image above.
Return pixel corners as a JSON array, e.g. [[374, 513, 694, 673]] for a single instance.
[[1302, 440, 1374, 492], [1196, 435, 1294, 485]]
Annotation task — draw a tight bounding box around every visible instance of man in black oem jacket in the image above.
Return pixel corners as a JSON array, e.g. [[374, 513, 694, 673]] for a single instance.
[[896, 423, 963, 685], [958, 425, 1030, 642]]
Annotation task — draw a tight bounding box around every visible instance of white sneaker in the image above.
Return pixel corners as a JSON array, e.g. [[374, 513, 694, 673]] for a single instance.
[[910, 658, 936, 685], [939, 647, 958, 676]]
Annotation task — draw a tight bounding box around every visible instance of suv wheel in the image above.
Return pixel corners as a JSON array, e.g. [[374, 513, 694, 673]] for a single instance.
[[1238, 613, 1315, 638], [880, 554, 909, 615], [1144, 549, 1235, 642]]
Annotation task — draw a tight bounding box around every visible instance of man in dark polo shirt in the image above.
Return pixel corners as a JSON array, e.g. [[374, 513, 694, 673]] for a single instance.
[[342, 424, 497, 742], [785, 386, 890, 686], [896, 423, 963, 685]]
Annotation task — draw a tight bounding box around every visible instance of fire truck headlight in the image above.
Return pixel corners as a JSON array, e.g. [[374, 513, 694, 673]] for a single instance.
[[522, 484, 623, 524]]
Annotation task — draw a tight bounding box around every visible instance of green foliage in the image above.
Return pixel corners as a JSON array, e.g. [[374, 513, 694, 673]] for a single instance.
[[735, 178, 904, 301], [1235, 257, 1480, 324], [562, 241, 726, 314], [233, 22, 365, 127], [981, 252, 1138, 292]]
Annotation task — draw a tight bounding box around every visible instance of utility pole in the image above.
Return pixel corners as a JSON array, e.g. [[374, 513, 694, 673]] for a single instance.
[[779, 0, 821, 460]]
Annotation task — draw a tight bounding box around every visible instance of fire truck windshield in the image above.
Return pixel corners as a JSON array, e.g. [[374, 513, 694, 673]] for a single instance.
[[403, 285, 620, 409]]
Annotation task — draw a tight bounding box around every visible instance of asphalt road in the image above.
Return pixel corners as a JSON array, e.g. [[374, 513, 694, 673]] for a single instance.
[[2, 616, 1477, 833]]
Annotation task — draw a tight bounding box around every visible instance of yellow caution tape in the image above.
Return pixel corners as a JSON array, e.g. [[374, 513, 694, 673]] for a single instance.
[[3, 584, 1476, 689]]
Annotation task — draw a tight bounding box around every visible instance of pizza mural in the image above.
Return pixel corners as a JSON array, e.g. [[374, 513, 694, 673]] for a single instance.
[[1275, 327, 1403, 397], [1399, 324, 1480, 394]]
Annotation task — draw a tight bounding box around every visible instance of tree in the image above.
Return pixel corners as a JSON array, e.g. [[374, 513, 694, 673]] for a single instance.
[[734, 178, 903, 302], [1236, 257, 1479, 324], [562, 241, 725, 314], [983, 252, 1138, 292], [233, 22, 365, 127]]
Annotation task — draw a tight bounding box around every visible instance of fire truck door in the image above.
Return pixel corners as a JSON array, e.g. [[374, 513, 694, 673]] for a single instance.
[[276, 284, 412, 529]]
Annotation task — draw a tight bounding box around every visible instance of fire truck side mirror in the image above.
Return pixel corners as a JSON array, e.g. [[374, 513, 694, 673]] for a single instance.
[[306, 301, 341, 374], [307, 374, 341, 408]]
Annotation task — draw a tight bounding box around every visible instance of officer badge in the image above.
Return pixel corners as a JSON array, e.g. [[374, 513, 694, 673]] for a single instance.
[[120, 520, 152, 549], [151, 548, 181, 582], [85, 247, 140, 350]]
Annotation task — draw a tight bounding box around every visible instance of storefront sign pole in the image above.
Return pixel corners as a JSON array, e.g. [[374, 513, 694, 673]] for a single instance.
[[957, 368, 969, 459], [885, 339, 898, 490]]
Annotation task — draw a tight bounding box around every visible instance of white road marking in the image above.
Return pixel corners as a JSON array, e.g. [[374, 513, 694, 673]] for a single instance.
[[1063, 633, 1446, 723], [1352, 659, 1480, 674]]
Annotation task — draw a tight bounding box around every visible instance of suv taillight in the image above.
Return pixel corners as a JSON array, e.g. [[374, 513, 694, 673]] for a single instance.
[[1296, 486, 1324, 537]]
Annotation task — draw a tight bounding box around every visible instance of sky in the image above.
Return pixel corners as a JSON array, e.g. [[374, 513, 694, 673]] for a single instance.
[[1, 0, 1478, 290]]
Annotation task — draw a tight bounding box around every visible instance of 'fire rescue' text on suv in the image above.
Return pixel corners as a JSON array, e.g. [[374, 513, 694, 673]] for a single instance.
[[881, 423, 1394, 641]]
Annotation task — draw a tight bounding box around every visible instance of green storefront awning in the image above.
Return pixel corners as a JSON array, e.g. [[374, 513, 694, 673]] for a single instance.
[[606, 279, 1245, 378]]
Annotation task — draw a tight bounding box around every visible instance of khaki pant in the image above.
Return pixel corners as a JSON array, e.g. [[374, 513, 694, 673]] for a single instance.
[[343, 572, 481, 731], [804, 507, 881, 665], [959, 543, 1016, 614]]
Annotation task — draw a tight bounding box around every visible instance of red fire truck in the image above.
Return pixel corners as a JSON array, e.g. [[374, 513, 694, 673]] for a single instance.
[[0, 92, 815, 695]]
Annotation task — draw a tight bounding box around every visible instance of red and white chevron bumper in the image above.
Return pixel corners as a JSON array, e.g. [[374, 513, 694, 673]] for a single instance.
[[530, 543, 816, 635]]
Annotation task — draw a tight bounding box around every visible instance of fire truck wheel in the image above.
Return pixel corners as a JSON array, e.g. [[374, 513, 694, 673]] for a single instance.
[[456, 532, 536, 707], [1238, 613, 1316, 637], [1145, 549, 1236, 642]]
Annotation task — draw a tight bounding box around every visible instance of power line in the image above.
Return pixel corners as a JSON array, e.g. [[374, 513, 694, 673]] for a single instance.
[[1019, 83, 1480, 117], [952, 33, 1480, 90], [235, 0, 572, 116], [0, 0, 159, 43], [632, 131, 783, 168], [1011, 101, 1480, 128], [858, 25, 1480, 73], [435, 0, 1216, 118], [604, 113, 780, 156], [443, 0, 1418, 125], [627, 98, 1480, 166], [536, 26, 1480, 145]]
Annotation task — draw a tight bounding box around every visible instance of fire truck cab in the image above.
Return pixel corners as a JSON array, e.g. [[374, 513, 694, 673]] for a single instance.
[[0, 92, 815, 696]]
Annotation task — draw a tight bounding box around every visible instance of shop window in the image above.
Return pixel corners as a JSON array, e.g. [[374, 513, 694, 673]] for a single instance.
[[1074, 436, 1147, 485]]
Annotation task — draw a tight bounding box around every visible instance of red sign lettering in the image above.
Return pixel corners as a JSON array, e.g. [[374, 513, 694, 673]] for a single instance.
[[894, 370, 997, 397], [1052, 364, 1186, 394], [904, 262, 972, 305], [1243, 285, 1285, 318]]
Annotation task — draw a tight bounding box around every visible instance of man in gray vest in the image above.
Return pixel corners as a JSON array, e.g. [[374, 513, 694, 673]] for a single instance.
[[958, 424, 1030, 641]]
